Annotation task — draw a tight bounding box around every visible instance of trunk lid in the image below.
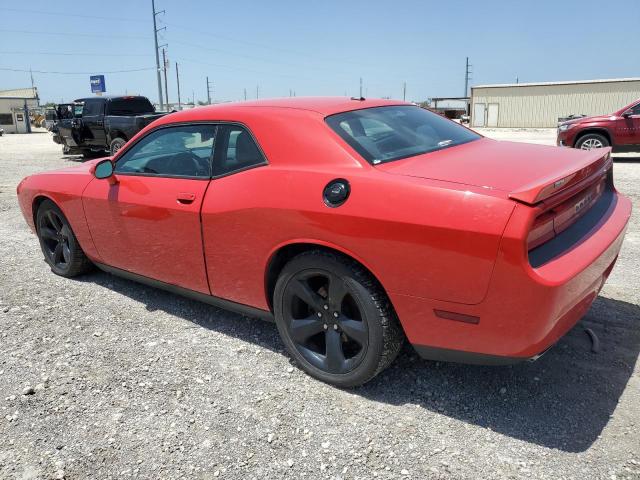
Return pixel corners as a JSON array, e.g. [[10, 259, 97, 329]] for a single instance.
[[376, 138, 611, 204]]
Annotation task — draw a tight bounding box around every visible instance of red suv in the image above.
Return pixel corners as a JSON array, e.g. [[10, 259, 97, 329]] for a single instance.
[[557, 98, 640, 151]]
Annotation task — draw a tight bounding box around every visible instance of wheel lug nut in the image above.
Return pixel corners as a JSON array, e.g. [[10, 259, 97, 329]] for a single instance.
[[333, 324, 338, 330], [317, 312, 322, 318], [333, 312, 339, 318], [323, 305, 329, 310], [323, 324, 328, 330]]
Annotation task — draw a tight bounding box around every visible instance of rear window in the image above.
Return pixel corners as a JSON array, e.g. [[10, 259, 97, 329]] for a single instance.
[[108, 97, 155, 116], [326, 105, 480, 164]]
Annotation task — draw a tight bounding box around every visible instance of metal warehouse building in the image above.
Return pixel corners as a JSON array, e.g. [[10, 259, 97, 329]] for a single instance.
[[470, 78, 640, 128], [0, 87, 39, 133]]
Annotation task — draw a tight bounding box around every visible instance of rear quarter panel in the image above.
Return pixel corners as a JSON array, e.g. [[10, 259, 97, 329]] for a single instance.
[[200, 110, 515, 309]]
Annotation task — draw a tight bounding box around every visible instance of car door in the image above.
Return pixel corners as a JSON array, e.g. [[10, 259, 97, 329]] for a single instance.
[[57, 102, 84, 147], [82, 124, 216, 294], [81, 98, 107, 147], [615, 102, 640, 147]]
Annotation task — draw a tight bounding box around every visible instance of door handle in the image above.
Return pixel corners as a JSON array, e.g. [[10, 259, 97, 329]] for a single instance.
[[96, 120, 104, 126], [177, 192, 196, 204]]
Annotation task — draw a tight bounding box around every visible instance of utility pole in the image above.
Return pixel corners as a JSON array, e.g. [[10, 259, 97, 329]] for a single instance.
[[403, 81, 406, 101], [151, 0, 165, 110], [359, 77, 363, 98], [464, 57, 472, 97], [162, 48, 169, 108], [244, 88, 247, 101], [29, 68, 39, 102], [256, 85, 259, 99], [175, 62, 181, 110], [206, 77, 212, 104]]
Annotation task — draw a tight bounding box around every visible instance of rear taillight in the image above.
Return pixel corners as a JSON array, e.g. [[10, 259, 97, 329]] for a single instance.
[[527, 179, 605, 252], [527, 212, 555, 250]]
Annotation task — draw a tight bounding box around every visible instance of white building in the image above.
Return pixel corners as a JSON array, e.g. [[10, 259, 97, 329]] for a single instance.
[[470, 78, 640, 128], [0, 87, 40, 133]]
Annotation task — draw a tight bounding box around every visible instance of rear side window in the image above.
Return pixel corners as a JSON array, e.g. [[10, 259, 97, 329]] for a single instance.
[[213, 125, 266, 176], [108, 97, 155, 116], [82, 100, 103, 116], [115, 125, 216, 178], [326, 105, 480, 164]]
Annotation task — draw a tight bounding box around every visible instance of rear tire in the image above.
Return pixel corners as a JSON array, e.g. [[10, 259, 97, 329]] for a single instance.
[[273, 250, 404, 387], [36, 200, 93, 277], [575, 133, 609, 150], [110, 137, 126, 155]]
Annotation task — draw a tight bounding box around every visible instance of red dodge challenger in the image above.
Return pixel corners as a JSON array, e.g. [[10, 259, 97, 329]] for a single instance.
[[17, 97, 632, 387]]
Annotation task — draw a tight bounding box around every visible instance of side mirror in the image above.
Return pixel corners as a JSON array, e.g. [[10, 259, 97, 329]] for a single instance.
[[622, 109, 634, 117], [94, 159, 114, 179]]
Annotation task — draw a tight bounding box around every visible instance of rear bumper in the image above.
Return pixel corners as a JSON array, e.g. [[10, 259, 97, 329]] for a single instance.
[[394, 190, 632, 364]]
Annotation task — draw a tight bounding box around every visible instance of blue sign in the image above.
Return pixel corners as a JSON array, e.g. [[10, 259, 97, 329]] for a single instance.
[[90, 75, 106, 93]]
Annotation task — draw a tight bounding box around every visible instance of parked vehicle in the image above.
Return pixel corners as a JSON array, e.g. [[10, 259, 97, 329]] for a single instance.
[[56, 96, 167, 157], [557, 98, 640, 151], [17, 97, 631, 387]]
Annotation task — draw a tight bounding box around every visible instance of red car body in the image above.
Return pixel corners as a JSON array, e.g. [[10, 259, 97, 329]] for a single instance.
[[557, 98, 640, 151], [17, 97, 632, 365]]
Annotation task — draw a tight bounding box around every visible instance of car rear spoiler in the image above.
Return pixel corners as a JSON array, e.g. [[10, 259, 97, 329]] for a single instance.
[[508, 148, 612, 206]]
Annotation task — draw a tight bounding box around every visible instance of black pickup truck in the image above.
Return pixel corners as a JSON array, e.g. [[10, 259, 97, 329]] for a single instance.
[[56, 96, 167, 157]]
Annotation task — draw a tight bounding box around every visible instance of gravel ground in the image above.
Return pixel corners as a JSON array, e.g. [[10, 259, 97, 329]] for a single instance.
[[0, 130, 638, 480]]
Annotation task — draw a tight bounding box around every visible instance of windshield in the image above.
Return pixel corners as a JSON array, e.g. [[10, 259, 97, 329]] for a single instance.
[[326, 105, 480, 164]]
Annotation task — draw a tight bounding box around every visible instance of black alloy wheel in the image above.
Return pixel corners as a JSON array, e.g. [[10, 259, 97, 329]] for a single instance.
[[284, 269, 369, 374], [274, 251, 404, 387], [36, 200, 92, 277], [39, 208, 71, 269]]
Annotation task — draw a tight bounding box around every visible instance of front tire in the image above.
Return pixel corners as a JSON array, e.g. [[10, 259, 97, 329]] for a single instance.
[[36, 200, 93, 277], [273, 251, 404, 387], [575, 133, 609, 150]]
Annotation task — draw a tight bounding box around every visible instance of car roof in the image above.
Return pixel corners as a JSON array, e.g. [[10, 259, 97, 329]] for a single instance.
[[73, 95, 149, 102], [168, 97, 410, 119]]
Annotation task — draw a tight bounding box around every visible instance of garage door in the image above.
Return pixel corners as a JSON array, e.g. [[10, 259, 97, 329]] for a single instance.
[[472, 103, 486, 127], [487, 103, 499, 127]]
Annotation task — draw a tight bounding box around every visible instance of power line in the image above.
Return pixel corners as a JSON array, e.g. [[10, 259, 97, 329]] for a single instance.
[[2, 7, 146, 22], [0, 51, 151, 57], [170, 39, 304, 69], [0, 29, 147, 39], [164, 22, 375, 69], [0, 67, 156, 75]]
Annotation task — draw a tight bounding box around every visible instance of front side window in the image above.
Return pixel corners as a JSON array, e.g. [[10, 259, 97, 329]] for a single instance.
[[73, 103, 84, 117], [326, 105, 480, 164], [115, 125, 216, 178], [212, 125, 266, 176]]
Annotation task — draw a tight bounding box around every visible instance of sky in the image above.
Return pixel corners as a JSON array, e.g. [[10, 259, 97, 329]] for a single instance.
[[1, 0, 638, 105]]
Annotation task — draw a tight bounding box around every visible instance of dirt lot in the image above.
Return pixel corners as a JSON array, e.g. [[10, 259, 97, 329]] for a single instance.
[[0, 129, 638, 480]]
